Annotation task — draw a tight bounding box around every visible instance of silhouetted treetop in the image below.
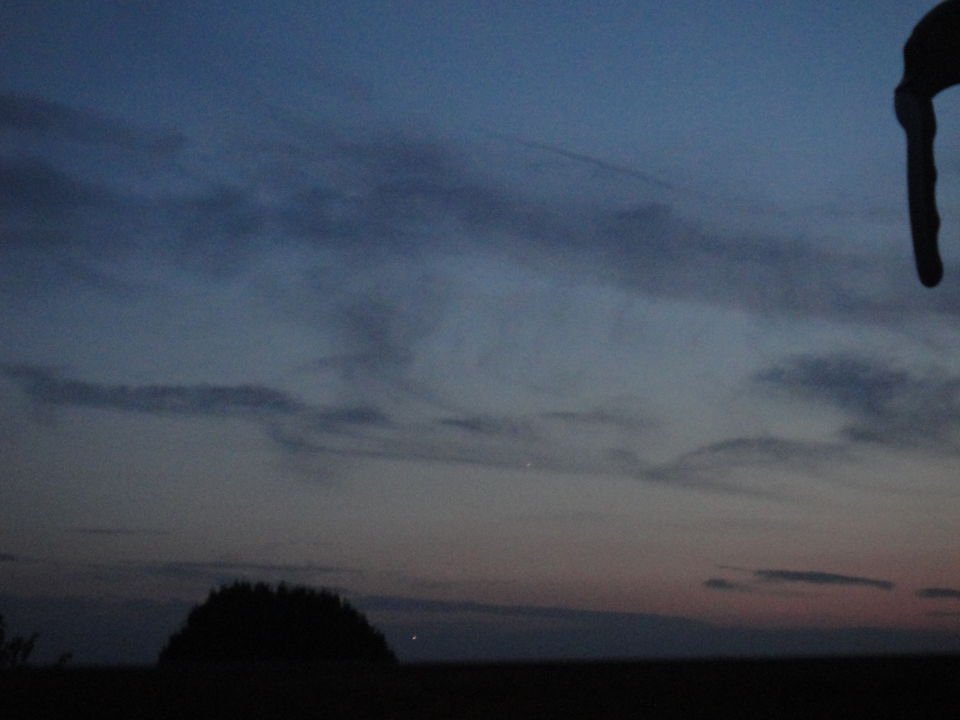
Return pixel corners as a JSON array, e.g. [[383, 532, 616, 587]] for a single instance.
[[0, 613, 38, 669], [158, 582, 396, 665]]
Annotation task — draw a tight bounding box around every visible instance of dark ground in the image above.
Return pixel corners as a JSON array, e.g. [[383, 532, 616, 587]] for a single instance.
[[2, 655, 959, 719]]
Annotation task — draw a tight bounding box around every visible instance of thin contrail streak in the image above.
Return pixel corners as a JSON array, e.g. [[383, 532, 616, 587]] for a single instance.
[[490, 132, 781, 213], [489, 132, 677, 191]]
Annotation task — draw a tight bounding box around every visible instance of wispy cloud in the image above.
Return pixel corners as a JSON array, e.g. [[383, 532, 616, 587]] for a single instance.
[[2, 364, 398, 464], [916, 587, 960, 599], [2, 364, 303, 417], [2, 363, 836, 492], [541, 407, 649, 430], [0, 364, 556, 475], [643, 436, 843, 493], [153, 560, 356, 580], [4, 91, 954, 334], [703, 578, 750, 592], [0, 93, 185, 155], [70, 527, 170, 537], [0, 157, 109, 217], [438, 415, 532, 438], [159, 185, 267, 277], [5, 91, 951, 492], [754, 570, 894, 591], [355, 594, 960, 662], [490, 133, 678, 191], [756, 354, 911, 417], [756, 354, 960, 451]]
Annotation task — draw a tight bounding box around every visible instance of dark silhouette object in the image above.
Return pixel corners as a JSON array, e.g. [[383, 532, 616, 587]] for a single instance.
[[0, 614, 38, 669], [896, 1, 960, 287], [158, 581, 396, 666]]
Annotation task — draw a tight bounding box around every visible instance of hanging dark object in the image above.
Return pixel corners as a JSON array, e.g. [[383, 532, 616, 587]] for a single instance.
[[895, 1, 960, 287]]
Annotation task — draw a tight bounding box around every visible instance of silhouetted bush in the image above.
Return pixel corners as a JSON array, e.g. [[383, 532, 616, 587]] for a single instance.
[[0, 614, 38, 669], [158, 582, 396, 665]]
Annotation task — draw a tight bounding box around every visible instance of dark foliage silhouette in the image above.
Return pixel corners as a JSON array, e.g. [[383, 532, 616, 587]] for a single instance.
[[0, 614, 38, 669], [158, 582, 396, 665]]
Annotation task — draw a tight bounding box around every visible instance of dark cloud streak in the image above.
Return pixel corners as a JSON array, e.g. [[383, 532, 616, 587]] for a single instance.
[[2, 364, 303, 417], [917, 588, 960, 599], [703, 578, 749, 592], [642, 436, 843, 494], [1, 365, 825, 492], [0, 157, 107, 215], [756, 354, 960, 452], [438, 416, 531, 438], [3, 93, 949, 338], [490, 132, 677, 191], [154, 560, 356, 579], [71, 527, 170, 537], [755, 570, 894, 591], [0, 93, 185, 155], [541, 408, 648, 430], [756, 355, 911, 417]]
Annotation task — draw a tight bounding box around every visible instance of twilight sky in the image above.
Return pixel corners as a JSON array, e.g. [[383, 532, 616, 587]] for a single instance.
[[4, 1, 960, 664]]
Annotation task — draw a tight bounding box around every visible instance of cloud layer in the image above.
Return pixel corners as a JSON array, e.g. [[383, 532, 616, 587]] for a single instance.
[[705, 569, 901, 593], [1, 91, 950, 327], [756, 354, 960, 452], [754, 570, 894, 591], [916, 587, 960, 599]]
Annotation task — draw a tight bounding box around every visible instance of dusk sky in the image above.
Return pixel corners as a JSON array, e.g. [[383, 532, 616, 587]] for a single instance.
[[4, 1, 960, 665]]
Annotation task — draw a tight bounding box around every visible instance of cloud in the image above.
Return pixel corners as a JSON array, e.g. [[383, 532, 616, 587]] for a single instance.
[[356, 595, 717, 662], [270, 405, 641, 478], [643, 436, 843, 493], [2, 364, 303, 417], [3, 92, 952, 335], [264, 124, 934, 333], [61, 557, 358, 602], [305, 406, 390, 432], [3, 364, 395, 462], [754, 570, 894, 591], [756, 354, 960, 451], [159, 185, 268, 277], [2, 364, 841, 491], [0, 553, 18, 562], [0, 364, 539, 472], [4, 589, 960, 666], [276, 134, 512, 261], [490, 133, 677, 191], [0, 156, 110, 218], [756, 354, 911, 417], [153, 560, 356, 580], [266, 420, 546, 472], [354, 594, 960, 662], [330, 293, 438, 374], [916, 588, 960, 599], [438, 415, 531, 437], [541, 407, 648, 430], [4, 98, 942, 487], [302, 276, 453, 412], [70, 527, 169, 537], [0, 93, 185, 155], [703, 578, 749, 591]]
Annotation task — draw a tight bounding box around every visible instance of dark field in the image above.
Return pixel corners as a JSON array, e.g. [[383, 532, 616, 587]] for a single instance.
[[3, 655, 959, 719]]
